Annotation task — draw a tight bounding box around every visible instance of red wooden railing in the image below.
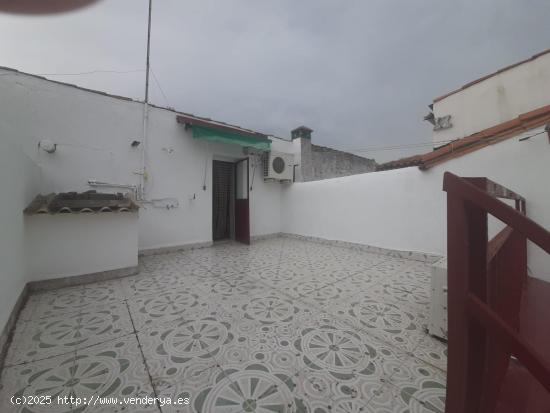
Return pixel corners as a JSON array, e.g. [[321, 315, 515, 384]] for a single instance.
[[443, 172, 550, 413]]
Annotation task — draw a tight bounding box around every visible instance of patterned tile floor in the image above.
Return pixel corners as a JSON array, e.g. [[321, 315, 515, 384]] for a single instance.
[[0, 237, 447, 412]]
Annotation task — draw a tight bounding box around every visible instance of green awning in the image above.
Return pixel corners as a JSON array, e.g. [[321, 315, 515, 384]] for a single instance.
[[192, 125, 271, 151]]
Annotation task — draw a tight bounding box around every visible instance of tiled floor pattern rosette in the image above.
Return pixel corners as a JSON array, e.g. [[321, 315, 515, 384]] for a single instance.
[[1, 237, 447, 412]]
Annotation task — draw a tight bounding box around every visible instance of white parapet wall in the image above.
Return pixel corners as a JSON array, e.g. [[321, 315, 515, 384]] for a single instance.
[[0, 137, 41, 341], [25, 212, 139, 283], [282, 128, 550, 282]]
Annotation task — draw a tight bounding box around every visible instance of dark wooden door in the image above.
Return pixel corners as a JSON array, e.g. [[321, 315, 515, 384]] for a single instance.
[[234, 158, 250, 245], [212, 161, 233, 241]]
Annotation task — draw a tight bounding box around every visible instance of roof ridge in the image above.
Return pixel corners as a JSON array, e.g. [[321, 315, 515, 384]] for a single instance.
[[0, 65, 272, 138], [433, 48, 550, 103], [377, 104, 550, 171]]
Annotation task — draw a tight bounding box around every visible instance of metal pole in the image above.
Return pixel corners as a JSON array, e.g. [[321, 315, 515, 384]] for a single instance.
[[144, 0, 152, 104], [140, 0, 152, 200]]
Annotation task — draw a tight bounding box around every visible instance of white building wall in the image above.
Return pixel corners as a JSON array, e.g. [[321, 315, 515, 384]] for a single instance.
[[25, 213, 138, 282], [0, 137, 41, 334], [432, 52, 550, 144], [282, 129, 550, 281], [0, 69, 289, 253]]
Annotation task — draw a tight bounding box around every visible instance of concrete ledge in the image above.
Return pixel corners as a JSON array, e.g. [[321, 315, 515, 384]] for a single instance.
[[0, 284, 29, 371], [27, 266, 139, 292], [139, 241, 213, 257], [280, 233, 442, 263]]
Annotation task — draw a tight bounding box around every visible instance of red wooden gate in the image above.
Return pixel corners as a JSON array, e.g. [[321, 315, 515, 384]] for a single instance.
[[443, 172, 550, 413]]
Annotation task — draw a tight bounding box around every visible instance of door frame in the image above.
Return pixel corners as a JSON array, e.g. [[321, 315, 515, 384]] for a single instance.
[[234, 157, 250, 245]]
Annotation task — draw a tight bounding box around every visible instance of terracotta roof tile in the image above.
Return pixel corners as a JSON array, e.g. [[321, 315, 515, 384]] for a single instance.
[[377, 104, 550, 171], [24, 191, 138, 215]]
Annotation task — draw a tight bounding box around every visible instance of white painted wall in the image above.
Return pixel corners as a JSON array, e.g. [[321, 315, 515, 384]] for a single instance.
[[282, 128, 550, 281], [432, 52, 550, 144], [25, 213, 138, 281], [0, 69, 290, 253], [0, 137, 40, 333]]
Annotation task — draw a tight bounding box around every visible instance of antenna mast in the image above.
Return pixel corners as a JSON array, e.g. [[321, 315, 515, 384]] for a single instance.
[[140, 0, 152, 200], [144, 0, 152, 103]]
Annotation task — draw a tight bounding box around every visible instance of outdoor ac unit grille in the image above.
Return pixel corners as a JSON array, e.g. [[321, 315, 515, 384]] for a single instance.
[[272, 156, 285, 174], [263, 151, 294, 182], [263, 153, 269, 177]]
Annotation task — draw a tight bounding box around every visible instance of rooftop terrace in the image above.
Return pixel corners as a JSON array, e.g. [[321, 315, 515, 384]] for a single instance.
[[0, 237, 446, 412]]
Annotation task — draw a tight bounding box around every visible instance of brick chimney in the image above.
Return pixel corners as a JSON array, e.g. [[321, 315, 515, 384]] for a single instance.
[[291, 126, 313, 140], [292, 126, 314, 182]]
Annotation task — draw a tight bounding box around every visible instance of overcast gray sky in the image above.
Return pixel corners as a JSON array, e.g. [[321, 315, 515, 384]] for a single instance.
[[1, 0, 550, 162]]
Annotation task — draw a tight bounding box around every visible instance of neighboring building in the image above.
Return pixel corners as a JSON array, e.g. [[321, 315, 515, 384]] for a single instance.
[[380, 49, 550, 171], [424, 48, 550, 148], [373, 50, 550, 281], [291, 126, 376, 182], [377, 104, 550, 171]]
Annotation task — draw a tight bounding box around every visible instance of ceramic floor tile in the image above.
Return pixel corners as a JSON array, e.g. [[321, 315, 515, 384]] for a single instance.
[[28, 281, 126, 319], [368, 281, 431, 313], [2, 237, 447, 412], [0, 350, 76, 412], [71, 334, 158, 412], [18, 292, 49, 321], [365, 383, 416, 412], [122, 273, 193, 298], [277, 277, 327, 299], [371, 259, 418, 277], [290, 324, 409, 410], [319, 259, 386, 277], [81, 278, 127, 297], [203, 263, 247, 278], [304, 284, 358, 308], [208, 361, 309, 413], [330, 292, 428, 353], [215, 277, 265, 298], [6, 303, 133, 366], [412, 335, 448, 372], [291, 368, 375, 411], [324, 273, 383, 297], [307, 267, 356, 284], [277, 260, 312, 274], [173, 265, 215, 282], [227, 288, 320, 331], [395, 262, 433, 282], [154, 365, 226, 412], [137, 315, 234, 388], [241, 256, 283, 271], [127, 289, 216, 331], [367, 381, 445, 413], [293, 324, 406, 385], [244, 266, 299, 289], [3, 319, 29, 366], [387, 354, 446, 404], [207, 315, 304, 383]]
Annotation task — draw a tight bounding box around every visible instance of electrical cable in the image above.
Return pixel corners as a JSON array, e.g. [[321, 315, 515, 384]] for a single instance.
[[518, 130, 546, 142], [150, 67, 170, 107], [0, 69, 144, 77], [346, 129, 547, 154], [250, 156, 257, 191]]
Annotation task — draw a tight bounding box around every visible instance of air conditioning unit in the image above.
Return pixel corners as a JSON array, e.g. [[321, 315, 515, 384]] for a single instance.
[[263, 151, 294, 182]]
